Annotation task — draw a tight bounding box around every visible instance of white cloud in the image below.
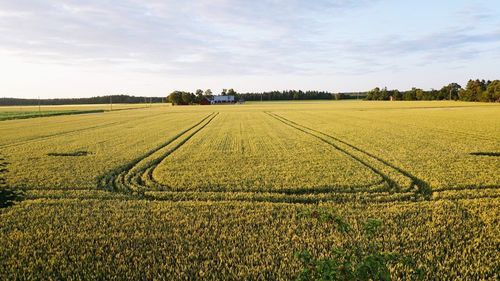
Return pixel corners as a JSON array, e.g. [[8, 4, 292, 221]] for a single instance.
[[0, 0, 499, 97]]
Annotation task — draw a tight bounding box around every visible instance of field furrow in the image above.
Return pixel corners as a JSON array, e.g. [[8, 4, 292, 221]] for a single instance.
[[1, 101, 499, 280], [267, 112, 432, 201], [150, 111, 384, 196], [98, 112, 218, 193]]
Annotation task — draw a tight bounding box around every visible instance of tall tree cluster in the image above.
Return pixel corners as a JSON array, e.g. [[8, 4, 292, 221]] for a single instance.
[[167, 89, 217, 105], [365, 80, 500, 102]]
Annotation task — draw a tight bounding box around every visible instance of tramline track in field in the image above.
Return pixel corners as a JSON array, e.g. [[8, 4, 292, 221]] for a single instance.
[[92, 110, 499, 204], [96, 111, 421, 204], [97, 112, 219, 194], [266, 113, 499, 201], [124, 112, 220, 193], [265, 112, 433, 201]]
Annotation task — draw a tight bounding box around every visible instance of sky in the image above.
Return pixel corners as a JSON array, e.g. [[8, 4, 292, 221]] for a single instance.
[[0, 0, 499, 98]]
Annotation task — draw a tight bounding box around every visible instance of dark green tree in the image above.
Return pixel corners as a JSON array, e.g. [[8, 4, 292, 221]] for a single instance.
[[379, 87, 390, 100], [366, 87, 380, 100], [392, 89, 402, 100], [195, 89, 204, 103], [167, 91, 183, 105], [439, 83, 461, 100], [483, 80, 500, 102], [181, 92, 194, 104], [415, 88, 425, 100], [402, 88, 417, 100], [460, 79, 486, 101]]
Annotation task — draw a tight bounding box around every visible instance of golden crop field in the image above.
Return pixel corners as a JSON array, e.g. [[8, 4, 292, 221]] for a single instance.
[[0, 101, 499, 280]]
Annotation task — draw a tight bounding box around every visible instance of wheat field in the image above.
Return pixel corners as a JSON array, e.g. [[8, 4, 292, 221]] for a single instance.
[[1, 101, 499, 280]]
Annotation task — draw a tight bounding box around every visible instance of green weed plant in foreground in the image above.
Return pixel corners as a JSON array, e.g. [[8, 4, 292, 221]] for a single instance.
[[296, 208, 423, 281]]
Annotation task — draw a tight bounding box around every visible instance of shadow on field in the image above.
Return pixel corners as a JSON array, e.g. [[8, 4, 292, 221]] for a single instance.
[[48, 150, 92, 157], [0, 189, 24, 208], [470, 152, 500, 157], [0, 156, 24, 208]]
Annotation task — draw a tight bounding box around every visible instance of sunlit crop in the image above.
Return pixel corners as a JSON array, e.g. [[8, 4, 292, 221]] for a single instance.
[[0, 101, 498, 279]]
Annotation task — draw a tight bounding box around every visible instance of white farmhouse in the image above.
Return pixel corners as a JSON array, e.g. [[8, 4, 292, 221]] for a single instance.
[[210, 95, 235, 104]]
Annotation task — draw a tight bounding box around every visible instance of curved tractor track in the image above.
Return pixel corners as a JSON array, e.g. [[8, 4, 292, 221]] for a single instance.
[[95, 111, 438, 204], [265, 112, 433, 201], [97, 112, 219, 195]]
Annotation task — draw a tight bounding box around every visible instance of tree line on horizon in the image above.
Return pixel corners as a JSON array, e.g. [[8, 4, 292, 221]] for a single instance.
[[0, 95, 165, 106], [365, 79, 500, 102], [167, 89, 355, 105], [168, 79, 499, 105], [2, 79, 498, 106]]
